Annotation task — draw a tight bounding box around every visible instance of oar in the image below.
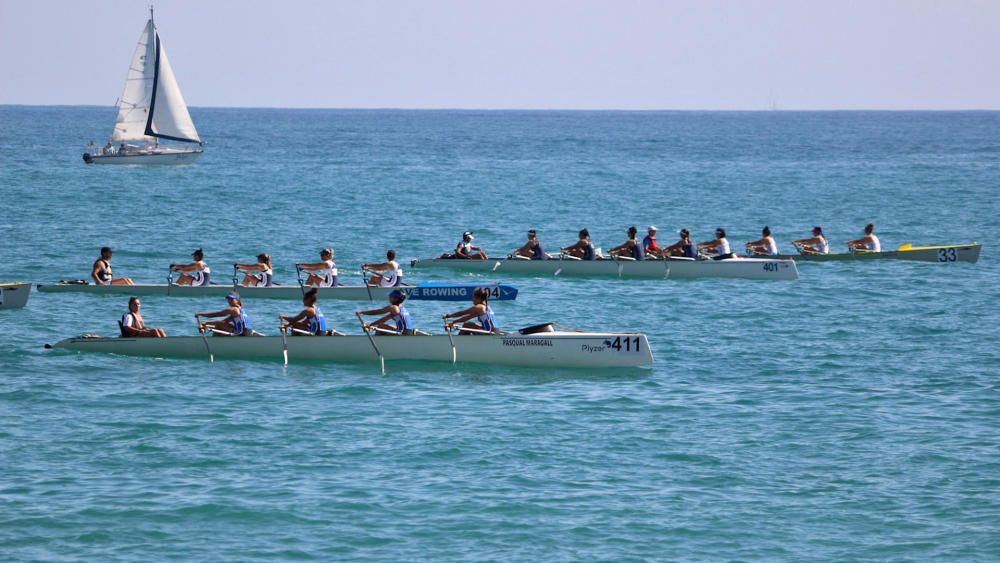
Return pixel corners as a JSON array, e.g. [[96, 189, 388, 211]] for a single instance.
[[443, 318, 456, 364], [356, 312, 385, 375], [232, 264, 239, 291], [294, 264, 306, 296], [361, 268, 374, 301], [279, 318, 289, 365], [166, 267, 173, 296], [196, 316, 214, 363]]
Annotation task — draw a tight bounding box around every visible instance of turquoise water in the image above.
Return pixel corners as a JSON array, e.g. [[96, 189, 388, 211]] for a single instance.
[[1, 107, 999, 560]]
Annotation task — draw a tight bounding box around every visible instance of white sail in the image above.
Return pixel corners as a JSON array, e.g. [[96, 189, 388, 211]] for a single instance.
[[148, 36, 200, 143], [111, 19, 156, 143], [111, 16, 199, 144]]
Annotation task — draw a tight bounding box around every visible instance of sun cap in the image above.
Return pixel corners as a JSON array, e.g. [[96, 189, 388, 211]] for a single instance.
[[463, 231, 474, 240], [226, 292, 240, 300], [527, 228, 537, 236], [648, 225, 658, 232], [388, 289, 406, 301]]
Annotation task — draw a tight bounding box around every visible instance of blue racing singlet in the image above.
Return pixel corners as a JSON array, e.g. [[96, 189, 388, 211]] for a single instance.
[[477, 305, 497, 332], [681, 242, 697, 258], [231, 308, 251, 336], [582, 243, 595, 261], [392, 306, 413, 334], [308, 307, 327, 335], [632, 241, 646, 260], [531, 241, 547, 260]]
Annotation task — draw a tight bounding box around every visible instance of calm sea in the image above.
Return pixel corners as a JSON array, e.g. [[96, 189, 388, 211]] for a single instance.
[[1, 107, 998, 560]]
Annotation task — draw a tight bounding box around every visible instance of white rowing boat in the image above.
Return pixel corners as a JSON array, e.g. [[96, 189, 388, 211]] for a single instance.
[[772, 242, 981, 263], [49, 327, 653, 368], [409, 255, 798, 280], [36, 281, 519, 301], [0, 282, 31, 309]]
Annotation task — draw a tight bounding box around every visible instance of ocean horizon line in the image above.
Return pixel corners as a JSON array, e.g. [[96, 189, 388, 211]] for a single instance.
[[2, 103, 999, 113]]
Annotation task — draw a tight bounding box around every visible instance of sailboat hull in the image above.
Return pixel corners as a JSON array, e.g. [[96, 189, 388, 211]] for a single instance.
[[83, 149, 203, 165]]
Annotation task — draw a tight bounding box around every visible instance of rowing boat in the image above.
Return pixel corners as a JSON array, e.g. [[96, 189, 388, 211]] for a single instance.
[[36, 281, 519, 301], [0, 282, 31, 309], [49, 329, 653, 368], [771, 242, 981, 263], [409, 256, 798, 280]]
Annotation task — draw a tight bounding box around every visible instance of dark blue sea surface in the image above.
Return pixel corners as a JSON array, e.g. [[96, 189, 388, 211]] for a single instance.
[[1, 107, 998, 560]]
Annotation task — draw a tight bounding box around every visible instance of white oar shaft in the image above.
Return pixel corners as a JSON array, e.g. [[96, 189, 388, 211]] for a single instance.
[[357, 313, 385, 375], [444, 320, 456, 364], [279, 318, 289, 365], [198, 321, 214, 363]]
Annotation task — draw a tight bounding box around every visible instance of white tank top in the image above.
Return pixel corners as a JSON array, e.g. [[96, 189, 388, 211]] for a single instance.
[[817, 237, 829, 254], [320, 259, 337, 277], [717, 238, 731, 255], [378, 261, 403, 287], [868, 235, 881, 252], [764, 236, 778, 255]]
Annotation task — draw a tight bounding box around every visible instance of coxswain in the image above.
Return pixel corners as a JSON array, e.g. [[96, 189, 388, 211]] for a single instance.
[[609, 226, 646, 259], [92, 246, 134, 285], [195, 292, 252, 336], [280, 288, 333, 336], [847, 223, 881, 253], [698, 228, 735, 260], [356, 289, 415, 335], [443, 287, 500, 335], [235, 253, 273, 287], [363, 249, 404, 287], [511, 229, 548, 260], [793, 227, 830, 254], [299, 248, 338, 287], [745, 226, 779, 256], [171, 248, 211, 286], [119, 297, 165, 337], [661, 229, 697, 258], [561, 229, 596, 260], [453, 231, 487, 259]]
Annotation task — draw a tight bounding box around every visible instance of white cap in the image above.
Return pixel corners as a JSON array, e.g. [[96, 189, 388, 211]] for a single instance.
[[648, 225, 658, 231]]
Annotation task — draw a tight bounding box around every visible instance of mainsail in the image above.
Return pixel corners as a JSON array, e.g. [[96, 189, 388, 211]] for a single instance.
[[111, 14, 200, 144]]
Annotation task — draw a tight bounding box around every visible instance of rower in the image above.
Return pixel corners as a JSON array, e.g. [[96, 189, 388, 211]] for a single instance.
[[662, 229, 698, 258], [698, 228, 735, 260], [793, 226, 830, 254], [195, 292, 253, 336], [642, 226, 660, 257], [609, 226, 646, 260], [280, 288, 334, 336], [356, 289, 415, 335], [299, 248, 339, 287], [745, 226, 779, 256], [235, 253, 273, 287], [171, 248, 212, 286], [119, 297, 165, 337], [363, 249, 404, 287], [443, 287, 499, 335], [847, 223, 881, 253], [92, 246, 134, 286], [511, 229, 548, 260], [561, 228, 596, 260], [453, 231, 487, 260]]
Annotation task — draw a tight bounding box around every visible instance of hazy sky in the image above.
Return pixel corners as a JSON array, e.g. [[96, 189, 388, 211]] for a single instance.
[[1, 0, 998, 109]]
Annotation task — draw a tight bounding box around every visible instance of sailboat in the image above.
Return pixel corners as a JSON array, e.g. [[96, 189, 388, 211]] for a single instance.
[[83, 8, 203, 165]]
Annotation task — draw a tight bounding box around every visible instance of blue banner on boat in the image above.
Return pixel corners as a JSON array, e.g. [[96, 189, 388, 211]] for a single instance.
[[402, 282, 518, 301]]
